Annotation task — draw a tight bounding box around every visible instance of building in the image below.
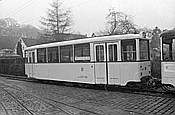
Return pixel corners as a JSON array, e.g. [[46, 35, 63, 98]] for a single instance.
[[1, 33, 87, 57], [14, 37, 38, 57], [0, 49, 19, 57], [0, 36, 19, 57], [0, 36, 38, 57]]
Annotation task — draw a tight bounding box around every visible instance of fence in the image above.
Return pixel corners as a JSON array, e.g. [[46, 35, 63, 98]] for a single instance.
[[0, 57, 26, 76]]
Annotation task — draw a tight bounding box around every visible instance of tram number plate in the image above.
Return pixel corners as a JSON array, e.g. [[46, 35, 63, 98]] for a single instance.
[[97, 77, 104, 79], [78, 75, 88, 78], [164, 64, 175, 72]]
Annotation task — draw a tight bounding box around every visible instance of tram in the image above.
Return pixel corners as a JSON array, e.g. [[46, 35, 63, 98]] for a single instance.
[[24, 33, 151, 86], [160, 29, 175, 86]]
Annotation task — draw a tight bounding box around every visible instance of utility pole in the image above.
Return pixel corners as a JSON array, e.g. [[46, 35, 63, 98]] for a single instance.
[[0, 0, 1, 77], [0, 54, 2, 77]]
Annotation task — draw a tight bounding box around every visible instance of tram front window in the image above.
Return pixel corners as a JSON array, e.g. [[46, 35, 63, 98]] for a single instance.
[[121, 39, 136, 61], [163, 39, 175, 61]]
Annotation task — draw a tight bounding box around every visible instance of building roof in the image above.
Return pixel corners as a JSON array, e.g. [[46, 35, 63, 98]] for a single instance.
[[52, 33, 87, 41], [20, 37, 38, 47], [0, 36, 39, 51], [0, 36, 19, 50]]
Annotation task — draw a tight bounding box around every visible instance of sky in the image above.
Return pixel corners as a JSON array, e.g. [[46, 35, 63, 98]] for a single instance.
[[0, 0, 175, 36]]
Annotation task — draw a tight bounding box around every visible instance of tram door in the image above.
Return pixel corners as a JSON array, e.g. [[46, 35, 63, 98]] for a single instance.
[[28, 51, 35, 77], [94, 43, 107, 84], [94, 43, 120, 84], [107, 43, 120, 85]]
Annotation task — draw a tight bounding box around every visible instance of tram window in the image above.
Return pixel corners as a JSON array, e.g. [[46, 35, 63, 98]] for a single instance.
[[108, 44, 117, 61], [37, 48, 46, 63], [121, 39, 136, 61], [48, 47, 59, 63], [25, 51, 29, 63], [163, 39, 175, 61], [60, 45, 73, 62], [139, 40, 149, 60], [29, 52, 32, 63], [96, 45, 104, 62], [74, 43, 90, 62], [32, 52, 35, 63]]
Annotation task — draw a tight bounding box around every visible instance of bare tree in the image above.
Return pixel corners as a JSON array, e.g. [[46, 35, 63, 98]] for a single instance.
[[100, 8, 137, 35], [0, 18, 39, 38], [0, 18, 20, 36], [40, 0, 72, 41]]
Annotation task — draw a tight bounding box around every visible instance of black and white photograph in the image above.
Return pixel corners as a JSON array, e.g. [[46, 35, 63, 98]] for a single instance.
[[0, 0, 175, 115]]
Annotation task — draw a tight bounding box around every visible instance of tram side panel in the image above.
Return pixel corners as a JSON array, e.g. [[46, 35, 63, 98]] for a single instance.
[[139, 61, 151, 78], [94, 62, 107, 84], [119, 62, 139, 85], [108, 62, 120, 85], [118, 61, 150, 85], [161, 62, 175, 86], [26, 63, 95, 84], [25, 63, 34, 78]]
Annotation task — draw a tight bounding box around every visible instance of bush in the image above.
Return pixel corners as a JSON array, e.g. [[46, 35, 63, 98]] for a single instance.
[[0, 57, 25, 76], [151, 60, 161, 79]]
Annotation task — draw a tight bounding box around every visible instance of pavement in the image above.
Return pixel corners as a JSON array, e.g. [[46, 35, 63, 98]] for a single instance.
[[0, 76, 174, 115]]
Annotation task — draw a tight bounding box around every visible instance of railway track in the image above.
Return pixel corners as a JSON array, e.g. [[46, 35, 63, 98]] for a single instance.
[[0, 78, 145, 115], [0, 76, 175, 115], [0, 77, 107, 115], [1, 74, 175, 98], [0, 86, 34, 115]]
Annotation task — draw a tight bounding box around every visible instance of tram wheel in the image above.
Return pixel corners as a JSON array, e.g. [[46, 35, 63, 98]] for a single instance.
[[162, 84, 175, 93]]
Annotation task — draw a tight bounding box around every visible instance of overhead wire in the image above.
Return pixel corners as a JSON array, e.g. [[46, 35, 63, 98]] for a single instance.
[[20, 0, 94, 25], [5, 0, 38, 18], [70, 0, 93, 8], [5, 0, 32, 17]]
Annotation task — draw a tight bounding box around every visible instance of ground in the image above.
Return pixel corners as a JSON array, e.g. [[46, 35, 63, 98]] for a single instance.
[[0, 77, 174, 115]]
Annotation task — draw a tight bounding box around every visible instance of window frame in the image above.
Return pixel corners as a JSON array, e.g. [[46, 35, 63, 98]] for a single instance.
[[108, 43, 118, 62], [162, 38, 175, 61], [139, 39, 150, 61], [47, 46, 59, 63], [121, 39, 136, 61], [96, 45, 105, 62], [37, 48, 47, 63], [74, 43, 90, 62], [60, 45, 73, 63]]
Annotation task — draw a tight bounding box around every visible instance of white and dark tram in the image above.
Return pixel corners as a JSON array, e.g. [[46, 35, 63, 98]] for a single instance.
[[25, 33, 151, 86], [160, 29, 175, 87]]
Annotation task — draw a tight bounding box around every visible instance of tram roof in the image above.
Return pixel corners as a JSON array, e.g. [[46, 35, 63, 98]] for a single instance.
[[25, 33, 149, 50], [160, 29, 175, 39]]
